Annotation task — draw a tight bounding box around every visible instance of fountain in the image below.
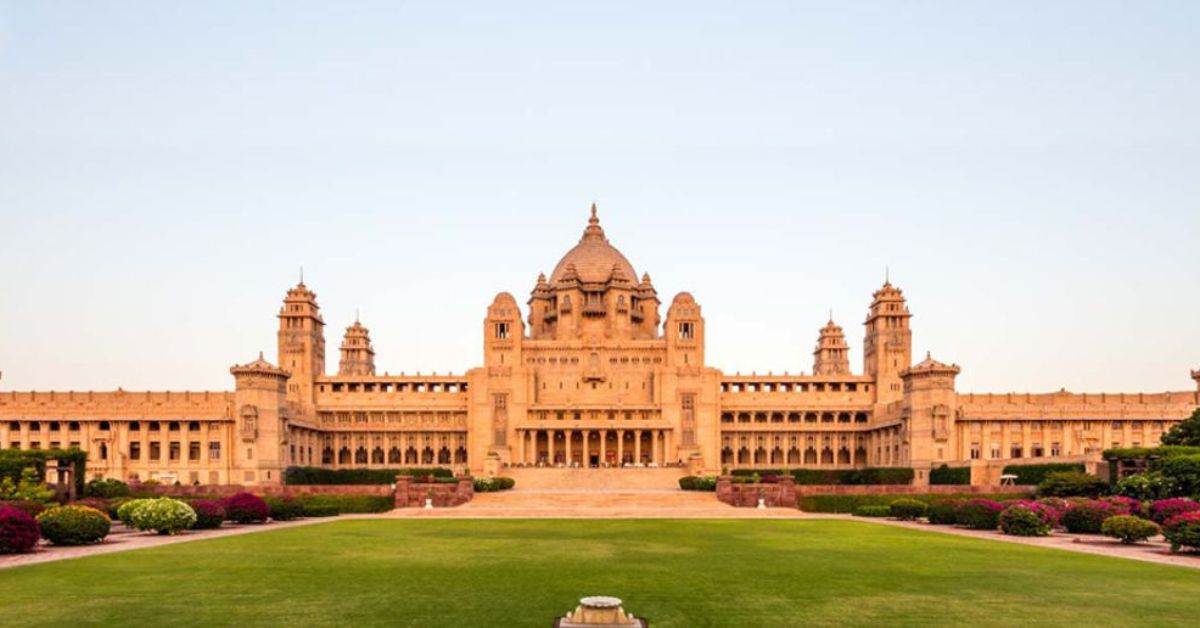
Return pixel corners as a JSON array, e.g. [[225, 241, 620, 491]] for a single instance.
[[554, 596, 646, 627]]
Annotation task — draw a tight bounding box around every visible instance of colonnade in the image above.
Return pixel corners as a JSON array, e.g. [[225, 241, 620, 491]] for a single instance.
[[516, 428, 674, 466]]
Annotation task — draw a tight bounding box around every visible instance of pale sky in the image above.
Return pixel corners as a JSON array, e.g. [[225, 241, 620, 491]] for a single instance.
[[1, 2, 1197, 394]]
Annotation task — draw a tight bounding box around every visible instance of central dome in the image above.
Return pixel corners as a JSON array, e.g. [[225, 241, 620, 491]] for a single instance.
[[549, 204, 637, 284]]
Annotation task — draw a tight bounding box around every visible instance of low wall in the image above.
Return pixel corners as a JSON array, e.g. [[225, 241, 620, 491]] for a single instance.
[[131, 483, 393, 497], [394, 476, 474, 508], [716, 476, 797, 508], [793, 484, 1036, 496]]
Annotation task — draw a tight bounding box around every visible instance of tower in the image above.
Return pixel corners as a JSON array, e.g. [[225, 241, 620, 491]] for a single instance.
[[665, 292, 704, 369], [863, 280, 912, 404], [900, 353, 960, 485], [813, 317, 851, 376], [277, 280, 325, 407], [230, 353, 290, 485], [337, 316, 376, 376]]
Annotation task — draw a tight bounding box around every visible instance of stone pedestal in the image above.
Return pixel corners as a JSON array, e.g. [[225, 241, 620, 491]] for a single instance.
[[555, 596, 645, 628]]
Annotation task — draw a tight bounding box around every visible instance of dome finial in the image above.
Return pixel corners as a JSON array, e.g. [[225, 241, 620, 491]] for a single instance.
[[589, 202, 598, 224]]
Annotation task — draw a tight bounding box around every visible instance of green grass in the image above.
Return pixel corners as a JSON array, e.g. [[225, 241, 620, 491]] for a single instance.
[[3, 519, 1199, 627]]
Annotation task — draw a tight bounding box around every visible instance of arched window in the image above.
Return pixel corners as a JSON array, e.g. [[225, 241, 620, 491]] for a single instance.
[[338, 447, 351, 464], [371, 447, 385, 464], [355, 447, 368, 464], [421, 447, 434, 464], [437, 447, 451, 464], [388, 447, 402, 464], [405, 447, 418, 464], [322, 447, 334, 464], [454, 446, 467, 464]]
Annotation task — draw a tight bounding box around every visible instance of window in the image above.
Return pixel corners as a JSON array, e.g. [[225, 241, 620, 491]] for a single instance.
[[149, 442, 161, 460], [130, 442, 141, 460], [1050, 442, 1061, 457], [678, 322, 694, 340], [1010, 445, 1023, 459], [494, 322, 510, 340], [189, 442, 201, 461], [189, 421, 201, 431]]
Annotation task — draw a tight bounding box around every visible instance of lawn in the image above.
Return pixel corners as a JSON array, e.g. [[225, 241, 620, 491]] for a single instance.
[[3, 519, 1199, 627]]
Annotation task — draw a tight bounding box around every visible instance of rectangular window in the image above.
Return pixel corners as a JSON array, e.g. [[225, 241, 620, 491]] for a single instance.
[[169, 442, 181, 461], [1010, 446, 1023, 459], [969, 443, 980, 460], [209, 442, 221, 460], [189, 442, 201, 461], [150, 442, 161, 460], [678, 321, 694, 340], [494, 322, 510, 340], [130, 442, 141, 460], [1050, 442, 1061, 457]]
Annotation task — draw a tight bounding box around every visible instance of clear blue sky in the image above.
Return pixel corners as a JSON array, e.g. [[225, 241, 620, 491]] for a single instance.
[[1, 1, 1197, 393]]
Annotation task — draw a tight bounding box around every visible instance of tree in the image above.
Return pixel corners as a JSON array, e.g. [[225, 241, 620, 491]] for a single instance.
[[1162, 408, 1200, 446]]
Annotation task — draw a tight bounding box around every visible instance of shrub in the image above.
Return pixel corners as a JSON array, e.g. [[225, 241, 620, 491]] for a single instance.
[[1149, 498, 1200, 524], [189, 500, 225, 529], [0, 467, 55, 503], [929, 465, 970, 485], [1102, 515, 1160, 544], [1000, 505, 1051, 536], [294, 494, 393, 515], [853, 505, 891, 517], [956, 499, 1004, 530], [0, 448, 88, 497], [889, 498, 927, 521], [474, 477, 517, 492], [1114, 472, 1178, 502], [1154, 455, 1200, 498], [926, 499, 961, 525], [796, 492, 1031, 514], [0, 500, 47, 517], [302, 505, 339, 518], [283, 466, 453, 485], [791, 468, 913, 486], [1162, 511, 1200, 552], [84, 478, 130, 499], [1099, 495, 1138, 515], [678, 476, 715, 492], [116, 498, 153, 526], [1160, 408, 1200, 446], [129, 498, 197, 535], [265, 496, 304, 521], [37, 505, 111, 545], [0, 505, 41, 553], [1002, 463, 1086, 486], [1061, 500, 1123, 533], [1037, 471, 1107, 498], [222, 493, 270, 524]]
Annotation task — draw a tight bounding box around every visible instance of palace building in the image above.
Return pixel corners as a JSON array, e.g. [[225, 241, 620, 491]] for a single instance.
[[2, 205, 1198, 486]]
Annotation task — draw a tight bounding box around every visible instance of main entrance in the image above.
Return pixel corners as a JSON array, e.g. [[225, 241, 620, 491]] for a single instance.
[[515, 428, 674, 467]]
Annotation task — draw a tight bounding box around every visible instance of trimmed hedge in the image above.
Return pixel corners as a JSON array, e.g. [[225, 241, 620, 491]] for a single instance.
[[222, 493, 269, 524], [999, 504, 1051, 537], [1002, 463, 1085, 486], [293, 494, 393, 515], [37, 505, 111, 545], [926, 499, 961, 525], [473, 477, 515, 492], [1037, 471, 1108, 498], [84, 478, 130, 499], [283, 466, 452, 485], [853, 505, 891, 517], [1152, 455, 1200, 497], [797, 492, 1030, 514], [189, 500, 225, 529], [930, 465, 970, 485], [1103, 445, 1200, 460], [794, 468, 914, 486], [889, 498, 927, 521], [264, 496, 304, 521], [1061, 500, 1124, 533], [678, 476, 717, 491], [128, 498, 196, 535], [1102, 515, 1160, 544]]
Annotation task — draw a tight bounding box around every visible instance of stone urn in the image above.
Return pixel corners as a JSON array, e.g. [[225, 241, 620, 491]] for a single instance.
[[555, 596, 645, 628]]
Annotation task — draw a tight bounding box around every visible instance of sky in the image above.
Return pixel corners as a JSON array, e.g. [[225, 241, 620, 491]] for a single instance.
[[0, 1, 1197, 394]]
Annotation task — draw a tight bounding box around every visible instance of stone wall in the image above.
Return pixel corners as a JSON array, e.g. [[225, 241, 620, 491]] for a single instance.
[[394, 475, 474, 508], [133, 483, 393, 497], [715, 475, 797, 507], [792, 484, 1036, 497]]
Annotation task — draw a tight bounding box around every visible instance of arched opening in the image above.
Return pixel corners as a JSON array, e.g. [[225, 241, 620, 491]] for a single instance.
[[770, 447, 784, 464], [371, 447, 385, 464], [388, 447, 402, 464], [405, 447, 418, 464], [721, 447, 734, 465], [737, 447, 750, 464], [787, 447, 800, 464], [820, 448, 834, 464], [753, 447, 767, 464], [804, 448, 817, 464], [454, 446, 468, 464], [338, 447, 351, 464], [838, 447, 851, 464], [421, 447, 434, 464], [322, 447, 334, 464], [354, 447, 368, 464], [437, 447, 451, 464]]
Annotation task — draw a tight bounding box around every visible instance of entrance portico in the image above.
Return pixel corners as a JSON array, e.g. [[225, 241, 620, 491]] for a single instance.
[[517, 428, 673, 467]]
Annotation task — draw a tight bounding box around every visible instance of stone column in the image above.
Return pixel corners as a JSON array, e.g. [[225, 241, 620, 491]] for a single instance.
[[617, 430, 625, 466], [600, 430, 607, 466], [547, 429, 555, 465], [582, 430, 590, 466], [635, 430, 643, 464]]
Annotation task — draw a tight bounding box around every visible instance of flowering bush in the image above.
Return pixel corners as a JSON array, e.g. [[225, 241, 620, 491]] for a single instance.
[[1000, 505, 1052, 536], [889, 498, 927, 521], [0, 505, 41, 553], [84, 478, 131, 499], [1101, 515, 1160, 544], [925, 499, 960, 525], [1037, 471, 1108, 498], [128, 498, 197, 535], [189, 500, 225, 529], [1114, 472, 1178, 502], [116, 498, 153, 526], [36, 505, 111, 545], [1099, 495, 1138, 515], [1061, 500, 1123, 534], [1162, 511, 1200, 552], [0, 500, 47, 517], [956, 499, 1004, 530], [1149, 498, 1200, 525], [222, 493, 269, 524], [73, 497, 111, 514]]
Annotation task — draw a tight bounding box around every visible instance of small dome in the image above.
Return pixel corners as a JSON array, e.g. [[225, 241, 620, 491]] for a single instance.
[[549, 204, 637, 284]]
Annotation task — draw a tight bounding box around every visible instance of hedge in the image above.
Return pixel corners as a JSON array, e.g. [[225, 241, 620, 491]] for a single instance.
[[283, 466, 453, 485], [1001, 463, 1085, 486], [292, 494, 393, 515], [0, 448, 88, 496], [798, 492, 1031, 514], [731, 468, 913, 485], [1103, 446, 1200, 460], [930, 465, 971, 485]]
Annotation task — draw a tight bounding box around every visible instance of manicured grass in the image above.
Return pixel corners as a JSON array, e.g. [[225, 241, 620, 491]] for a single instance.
[[4, 519, 1199, 627]]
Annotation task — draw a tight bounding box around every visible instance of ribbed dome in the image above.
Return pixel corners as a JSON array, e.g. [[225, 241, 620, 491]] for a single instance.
[[549, 204, 637, 284]]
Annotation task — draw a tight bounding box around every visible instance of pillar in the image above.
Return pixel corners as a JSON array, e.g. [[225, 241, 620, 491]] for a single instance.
[[600, 430, 607, 465], [582, 430, 590, 466], [547, 429, 555, 465], [635, 430, 643, 464], [617, 430, 625, 466]]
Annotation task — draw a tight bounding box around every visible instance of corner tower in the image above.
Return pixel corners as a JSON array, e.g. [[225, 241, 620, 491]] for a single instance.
[[864, 280, 912, 404], [277, 280, 325, 407]]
